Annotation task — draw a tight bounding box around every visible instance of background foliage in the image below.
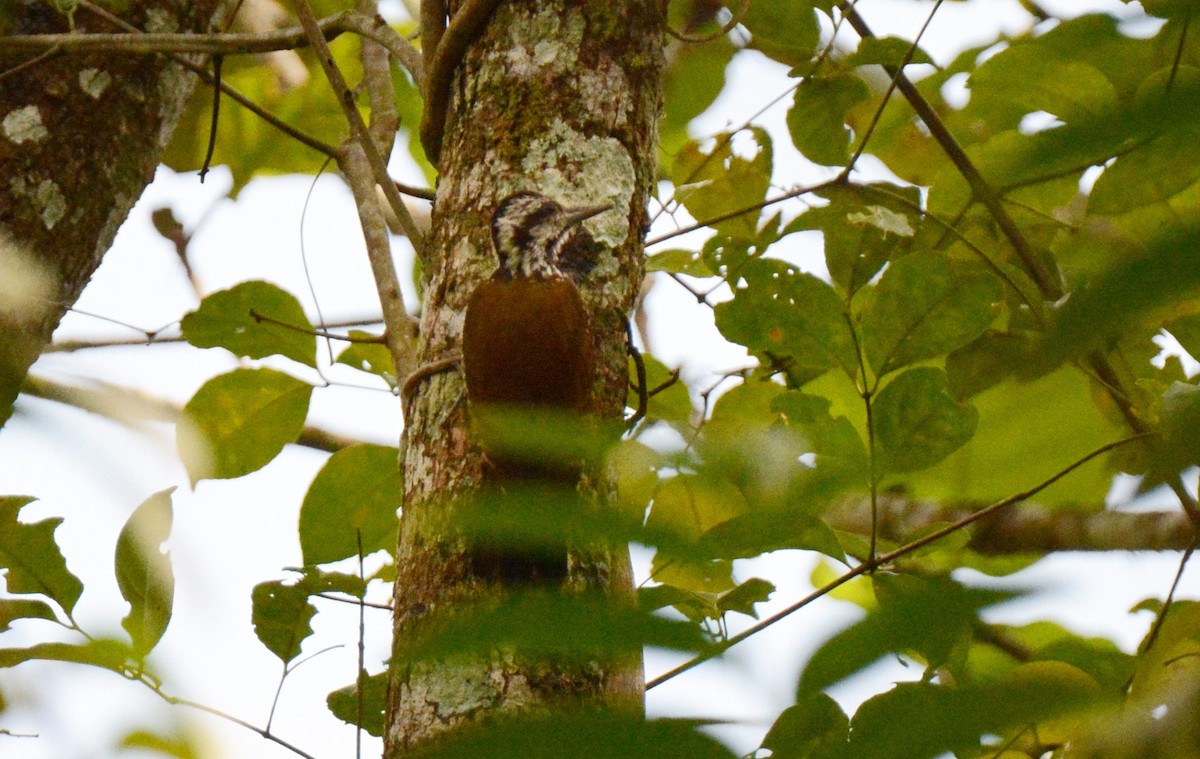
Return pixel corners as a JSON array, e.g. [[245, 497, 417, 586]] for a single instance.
[[1, 0, 1199, 757]]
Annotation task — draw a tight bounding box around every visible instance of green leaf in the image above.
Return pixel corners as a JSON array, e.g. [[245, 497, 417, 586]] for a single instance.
[[299, 444, 401, 566], [944, 330, 1040, 400], [848, 36, 935, 68], [716, 577, 775, 619], [117, 728, 202, 759], [639, 584, 719, 623], [644, 248, 713, 277], [251, 579, 316, 664], [858, 253, 1001, 377], [847, 663, 1103, 758], [874, 367, 979, 474], [1088, 122, 1200, 218], [181, 280, 316, 367], [115, 488, 175, 658], [177, 368, 312, 485], [787, 184, 920, 296], [1142, 381, 1200, 489], [327, 670, 388, 737], [968, 42, 1118, 123], [671, 127, 773, 237], [700, 509, 844, 562], [0, 598, 58, 632], [739, 0, 819, 66], [609, 440, 662, 523], [698, 380, 815, 512], [1048, 223, 1200, 360], [649, 472, 746, 543], [0, 639, 133, 674], [661, 36, 734, 155], [1166, 313, 1200, 363], [896, 367, 1127, 504], [787, 74, 869, 166], [772, 391, 869, 491], [715, 258, 858, 377], [335, 331, 397, 388], [799, 573, 1015, 694], [761, 694, 850, 759], [0, 497, 83, 615]]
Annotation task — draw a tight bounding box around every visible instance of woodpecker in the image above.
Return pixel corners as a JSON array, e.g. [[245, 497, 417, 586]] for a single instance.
[[461, 191, 609, 584]]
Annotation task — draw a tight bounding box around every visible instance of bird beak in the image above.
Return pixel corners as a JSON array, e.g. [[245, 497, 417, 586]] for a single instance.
[[561, 202, 611, 228]]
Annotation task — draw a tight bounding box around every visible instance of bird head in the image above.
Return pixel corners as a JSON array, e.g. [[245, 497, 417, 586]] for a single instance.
[[490, 192, 610, 280]]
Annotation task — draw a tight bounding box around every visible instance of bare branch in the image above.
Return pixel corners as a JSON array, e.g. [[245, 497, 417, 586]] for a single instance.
[[0, 9, 424, 86], [21, 374, 360, 453], [285, 0, 428, 261], [342, 143, 418, 383], [827, 494, 1197, 553]]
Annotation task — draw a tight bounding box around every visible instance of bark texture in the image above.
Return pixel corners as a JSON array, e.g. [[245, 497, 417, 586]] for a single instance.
[[387, 0, 665, 751], [0, 0, 227, 426]]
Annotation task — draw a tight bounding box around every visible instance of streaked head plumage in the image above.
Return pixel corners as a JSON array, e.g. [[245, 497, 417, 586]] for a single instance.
[[490, 192, 608, 280]]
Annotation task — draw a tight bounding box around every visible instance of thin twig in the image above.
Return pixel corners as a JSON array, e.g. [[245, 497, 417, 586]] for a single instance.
[[1140, 537, 1198, 655], [158, 692, 319, 759], [21, 374, 363, 452], [647, 179, 843, 247]]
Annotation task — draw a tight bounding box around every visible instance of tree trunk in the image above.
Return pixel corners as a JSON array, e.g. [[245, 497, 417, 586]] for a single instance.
[[386, 0, 664, 752], [0, 0, 227, 426]]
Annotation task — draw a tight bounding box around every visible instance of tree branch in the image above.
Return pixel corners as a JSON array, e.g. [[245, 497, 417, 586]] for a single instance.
[[826, 494, 1196, 553], [838, 2, 1063, 300], [418, 0, 504, 165], [286, 0, 428, 261], [21, 374, 359, 454], [342, 143, 417, 383], [0, 10, 424, 86]]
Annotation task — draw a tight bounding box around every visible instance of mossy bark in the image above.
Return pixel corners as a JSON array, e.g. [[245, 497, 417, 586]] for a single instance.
[[386, 0, 665, 752], [0, 0, 229, 426]]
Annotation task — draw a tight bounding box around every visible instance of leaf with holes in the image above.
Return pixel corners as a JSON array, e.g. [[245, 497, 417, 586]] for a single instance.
[[787, 74, 869, 166], [251, 580, 316, 664], [177, 368, 311, 485], [671, 127, 772, 238], [716, 258, 858, 378], [181, 280, 316, 367], [335, 331, 398, 388], [0, 497, 83, 615], [115, 488, 175, 658]]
